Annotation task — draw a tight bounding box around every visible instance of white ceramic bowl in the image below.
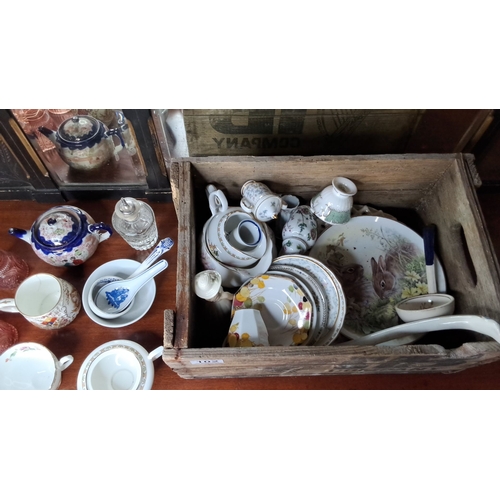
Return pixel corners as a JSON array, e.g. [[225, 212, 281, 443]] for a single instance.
[[82, 259, 156, 328], [77, 340, 163, 390], [396, 293, 455, 323]]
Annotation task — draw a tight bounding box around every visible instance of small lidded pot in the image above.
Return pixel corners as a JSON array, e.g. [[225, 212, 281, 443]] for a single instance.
[[9, 206, 113, 266], [38, 114, 124, 170]]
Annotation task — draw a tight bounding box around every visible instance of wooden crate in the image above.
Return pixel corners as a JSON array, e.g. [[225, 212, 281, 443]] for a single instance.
[[162, 154, 500, 379]]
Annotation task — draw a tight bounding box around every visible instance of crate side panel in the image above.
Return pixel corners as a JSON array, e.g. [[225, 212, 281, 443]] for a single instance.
[[416, 157, 500, 322], [162, 342, 500, 379], [188, 155, 455, 208]]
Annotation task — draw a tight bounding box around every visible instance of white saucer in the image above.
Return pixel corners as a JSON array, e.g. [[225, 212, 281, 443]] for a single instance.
[[77, 340, 162, 390]]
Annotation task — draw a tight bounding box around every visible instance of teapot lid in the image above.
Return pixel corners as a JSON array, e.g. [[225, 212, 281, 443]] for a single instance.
[[58, 115, 100, 143], [32, 207, 83, 248]]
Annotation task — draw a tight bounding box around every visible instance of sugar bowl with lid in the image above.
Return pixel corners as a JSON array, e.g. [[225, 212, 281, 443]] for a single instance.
[[9, 205, 113, 266]]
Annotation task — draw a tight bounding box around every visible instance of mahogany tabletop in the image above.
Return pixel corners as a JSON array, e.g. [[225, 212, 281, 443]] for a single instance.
[[1, 192, 500, 390]]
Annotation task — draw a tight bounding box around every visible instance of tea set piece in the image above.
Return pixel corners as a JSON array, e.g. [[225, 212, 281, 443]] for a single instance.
[[396, 294, 455, 323], [240, 180, 287, 222], [271, 255, 346, 346], [200, 185, 277, 288], [0, 342, 73, 390], [112, 197, 159, 251], [266, 268, 323, 346], [227, 309, 270, 347], [91, 259, 167, 318], [281, 205, 318, 255], [231, 274, 314, 346], [203, 184, 267, 267], [310, 176, 357, 225], [194, 270, 234, 303], [127, 237, 175, 279], [9, 205, 112, 266], [309, 216, 448, 346], [82, 259, 156, 328], [341, 315, 500, 347], [0, 273, 81, 330], [77, 340, 163, 390], [38, 114, 125, 170], [277, 194, 301, 233]]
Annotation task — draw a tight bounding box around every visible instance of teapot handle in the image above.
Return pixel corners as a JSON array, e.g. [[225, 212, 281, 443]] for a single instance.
[[88, 222, 113, 242], [207, 187, 228, 215], [105, 128, 125, 159]]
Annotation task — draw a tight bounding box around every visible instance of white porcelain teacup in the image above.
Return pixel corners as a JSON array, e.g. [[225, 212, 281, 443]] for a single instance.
[[77, 340, 163, 390], [227, 308, 270, 347], [0, 273, 81, 329], [240, 180, 286, 222], [0, 342, 73, 390]]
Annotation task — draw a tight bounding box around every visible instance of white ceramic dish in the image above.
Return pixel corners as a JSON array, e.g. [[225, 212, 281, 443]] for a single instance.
[[232, 274, 314, 346], [271, 255, 346, 346], [0, 342, 73, 390], [77, 340, 163, 390], [267, 266, 327, 346], [82, 259, 156, 328], [396, 293, 455, 322], [309, 216, 447, 345]]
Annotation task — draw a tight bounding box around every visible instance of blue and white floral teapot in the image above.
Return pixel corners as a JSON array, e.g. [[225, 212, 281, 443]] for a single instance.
[[9, 206, 113, 267], [39, 114, 124, 170]]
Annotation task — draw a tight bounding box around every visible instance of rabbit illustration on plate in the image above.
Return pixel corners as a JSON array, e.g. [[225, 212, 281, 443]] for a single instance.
[[370, 243, 419, 299], [327, 261, 377, 306]]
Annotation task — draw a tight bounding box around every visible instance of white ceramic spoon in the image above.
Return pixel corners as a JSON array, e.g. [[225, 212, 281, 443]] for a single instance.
[[94, 259, 168, 314], [341, 315, 500, 347], [127, 237, 174, 279]]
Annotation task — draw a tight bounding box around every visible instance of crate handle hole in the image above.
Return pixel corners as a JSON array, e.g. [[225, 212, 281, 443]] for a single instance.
[[458, 224, 478, 287]]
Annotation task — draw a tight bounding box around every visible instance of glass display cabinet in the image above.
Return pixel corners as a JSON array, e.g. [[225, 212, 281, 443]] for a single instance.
[[0, 109, 171, 201]]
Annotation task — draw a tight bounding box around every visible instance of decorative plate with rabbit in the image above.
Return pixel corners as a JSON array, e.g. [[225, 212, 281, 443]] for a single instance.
[[309, 216, 446, 343]]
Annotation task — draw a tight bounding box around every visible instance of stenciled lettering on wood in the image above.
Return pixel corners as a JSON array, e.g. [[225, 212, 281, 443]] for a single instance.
[[184, 110, 423, 156]]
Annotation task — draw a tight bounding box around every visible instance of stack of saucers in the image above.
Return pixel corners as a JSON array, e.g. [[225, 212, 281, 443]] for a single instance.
[[227, 255, 346, 347]]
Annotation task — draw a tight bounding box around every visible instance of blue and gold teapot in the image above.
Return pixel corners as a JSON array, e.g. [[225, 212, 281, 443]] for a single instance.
[[39, 114, 124, 170]]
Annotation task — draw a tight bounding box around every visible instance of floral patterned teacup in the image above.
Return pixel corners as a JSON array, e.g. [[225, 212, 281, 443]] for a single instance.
[[0, 342, 73, 390], [0, 273, 81, 329], [240, 180, 286, 222]]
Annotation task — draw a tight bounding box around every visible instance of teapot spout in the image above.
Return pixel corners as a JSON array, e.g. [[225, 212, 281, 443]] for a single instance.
[[8, 227, 32, 245], [38, 126, 58, 145]]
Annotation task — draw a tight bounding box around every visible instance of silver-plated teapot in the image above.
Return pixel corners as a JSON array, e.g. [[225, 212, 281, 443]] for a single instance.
[[39, 114, 124, 170], [9, 206, 113, 266]]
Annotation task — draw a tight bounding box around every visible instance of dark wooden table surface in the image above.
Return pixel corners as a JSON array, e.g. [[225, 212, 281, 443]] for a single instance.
[[1, 192, 500, 390]]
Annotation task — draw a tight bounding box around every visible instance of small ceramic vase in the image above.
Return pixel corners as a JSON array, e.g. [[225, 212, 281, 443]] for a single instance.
[[310, 176, 357, 225], [281, 206, 318, 255]]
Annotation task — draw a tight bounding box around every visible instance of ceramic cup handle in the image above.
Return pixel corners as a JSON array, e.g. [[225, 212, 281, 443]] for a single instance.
[[148, 346, 164, 362], [106, 127, 125, 158], [58, 355, 74, 371], [89, 222, 113, 242], [240, 197, 254, 213], [0, 298, 19, 313]]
